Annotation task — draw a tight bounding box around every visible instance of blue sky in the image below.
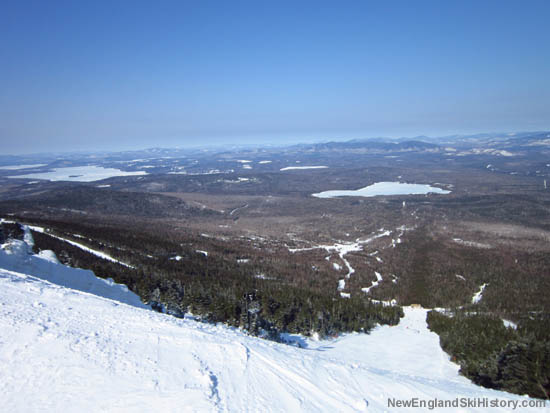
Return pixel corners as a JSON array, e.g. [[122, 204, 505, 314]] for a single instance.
[[1, 0, 549, 154]]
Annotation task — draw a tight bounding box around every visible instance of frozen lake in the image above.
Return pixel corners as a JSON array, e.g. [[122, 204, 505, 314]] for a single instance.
[[9, 166, 148, 182], [280, 166, 328, 171], [312, 181, 451, 198]]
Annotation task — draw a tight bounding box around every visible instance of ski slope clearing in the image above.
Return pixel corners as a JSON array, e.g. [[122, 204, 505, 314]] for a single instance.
[[472, 283, 488, 304], [289, 229, 393, 295], [28, 225, 134, 268], [362, 271, 383, 295], [0, 238, 545, 412]]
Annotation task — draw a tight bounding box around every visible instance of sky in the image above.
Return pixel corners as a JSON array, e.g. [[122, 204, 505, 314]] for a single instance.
[[1, 0, 550, 154]]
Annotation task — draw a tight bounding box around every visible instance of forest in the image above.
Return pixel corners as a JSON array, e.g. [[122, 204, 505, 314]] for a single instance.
[[1, 220, 403, 340], [427, 310, 550, 399]]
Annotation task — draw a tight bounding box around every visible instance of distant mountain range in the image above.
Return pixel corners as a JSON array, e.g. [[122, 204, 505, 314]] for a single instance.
[[1, 131, 549, 167]]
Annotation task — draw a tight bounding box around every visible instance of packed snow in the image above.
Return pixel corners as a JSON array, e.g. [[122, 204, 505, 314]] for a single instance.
[[8, 165, 147, 182], [0, 234, 545, 412], [313, 182, 451, 198]]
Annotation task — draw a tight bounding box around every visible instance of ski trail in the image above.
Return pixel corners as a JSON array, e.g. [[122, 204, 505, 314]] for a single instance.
[[27, 225, 134, 268], [362, 271, 383, 295], [288, 228, 393, 296], [248, 349, 366, 412], [472, 283, 488, 304]]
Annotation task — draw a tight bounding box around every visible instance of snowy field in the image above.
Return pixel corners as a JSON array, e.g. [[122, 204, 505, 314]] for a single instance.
[[0, 234, 546, 412], [312, 181, 451, 198], [8, 165, 147, 182]]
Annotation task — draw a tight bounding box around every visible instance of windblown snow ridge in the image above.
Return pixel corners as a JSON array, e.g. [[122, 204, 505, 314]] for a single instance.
[[0, 227, 147, 309]]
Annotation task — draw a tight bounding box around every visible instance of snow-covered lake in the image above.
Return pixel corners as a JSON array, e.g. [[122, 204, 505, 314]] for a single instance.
[[312, 181, 451, 198], [280, 166, 328, 171], [8, 165, 148, 182]]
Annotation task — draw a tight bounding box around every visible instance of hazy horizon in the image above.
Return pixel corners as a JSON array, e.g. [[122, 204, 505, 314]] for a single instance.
[[2, 129, 548, 158]]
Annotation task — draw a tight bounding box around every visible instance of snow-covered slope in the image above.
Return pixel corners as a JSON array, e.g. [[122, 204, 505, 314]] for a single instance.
[[0, 235, 546, 412], [0, 227, 146, 309]]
